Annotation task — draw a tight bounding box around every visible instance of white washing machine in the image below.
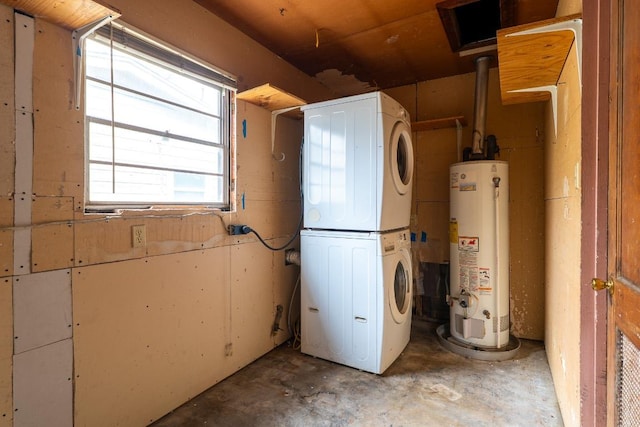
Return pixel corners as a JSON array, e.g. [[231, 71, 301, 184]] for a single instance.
[[302, 91, 414, 232], [300, 228, 412, 374]]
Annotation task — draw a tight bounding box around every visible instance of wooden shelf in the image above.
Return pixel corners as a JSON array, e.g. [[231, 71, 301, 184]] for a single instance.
[[497, 13, 581, 105], [0, 0, 120, 30], [237, 84, 306, 117], [411, 116, 466, 132]]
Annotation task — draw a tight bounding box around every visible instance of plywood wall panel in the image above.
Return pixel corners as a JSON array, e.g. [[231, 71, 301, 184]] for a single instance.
[[144, 214, 223, 256], [545, 113, 581, 201], [545, 195, 581, 426], [0, 6, 14, 196], [0, 277, 12, 426], [0, 197, 13, 278], [32, 223, 74, 272], [73, 249, 234, 427], [544, 37, 582, 426], [75, 213, 231, 267], [230, 242, 276, 369], [546, 45, 581, 202], [270, 116, 304, 198], [414, 201, 450, 264], [414, 129, 458, 202], [233, 199, 301, 245], [418, 72, 475, 124], [236, 101, 303, 202], [556, 44, 581, 129], [31, 196, 74, 224], [31, 196, 75, 272], [556, 0, 582, 17], [507, 145, 545, 339], [0, 231, 12, 278], [32, 20, 83, 200], [74, 219, 134, 266]]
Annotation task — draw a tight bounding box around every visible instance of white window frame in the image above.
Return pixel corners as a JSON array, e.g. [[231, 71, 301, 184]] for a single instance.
[[83, 22, 236, 210]]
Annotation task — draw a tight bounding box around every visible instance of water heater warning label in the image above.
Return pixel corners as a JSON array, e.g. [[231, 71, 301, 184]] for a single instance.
[[458, 236, 479, 252], [459, 250, 479, 291], [460, 266, 479, 291], [479, 268, 492, 295], [449, 220, 458, 244]]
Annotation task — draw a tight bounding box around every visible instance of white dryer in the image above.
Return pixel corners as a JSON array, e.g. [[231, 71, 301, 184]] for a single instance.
[[300, 228, 412, 374], [302, 91, 414, 232]]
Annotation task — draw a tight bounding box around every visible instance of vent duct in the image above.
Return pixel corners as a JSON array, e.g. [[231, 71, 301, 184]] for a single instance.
[[464, 55, 499, 161], [471, 56, 490, 156]]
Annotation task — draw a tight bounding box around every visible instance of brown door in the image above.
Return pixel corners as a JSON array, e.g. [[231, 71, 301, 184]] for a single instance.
[[603, 0, 640, 424]]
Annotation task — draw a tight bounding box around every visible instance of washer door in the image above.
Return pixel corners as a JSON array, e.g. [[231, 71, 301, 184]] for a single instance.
[[389, 121, 414, 195], [389, 248, 412, 324]]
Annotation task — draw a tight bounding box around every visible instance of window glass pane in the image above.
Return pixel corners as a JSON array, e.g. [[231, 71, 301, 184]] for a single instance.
[[86, 80, 113, 121], [87, 122, 113, 163], [113, 88, 220, 143], [89, 163, 223, 204], [112, 127, 223, 174], [85, 38, 112, 82], [110, 46, 221, 115]]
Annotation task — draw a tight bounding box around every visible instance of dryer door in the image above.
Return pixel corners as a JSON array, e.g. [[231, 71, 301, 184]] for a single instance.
[[389, 121, 414, 195], [389, 247, 413, 324]]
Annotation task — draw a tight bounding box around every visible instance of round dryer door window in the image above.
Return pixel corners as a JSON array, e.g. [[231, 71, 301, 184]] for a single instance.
[[389, 249, 412, 323], [390, 121, 414, 195]]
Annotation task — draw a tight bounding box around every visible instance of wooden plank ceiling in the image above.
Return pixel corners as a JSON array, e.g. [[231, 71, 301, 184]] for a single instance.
[[195, 0, 559, 95]]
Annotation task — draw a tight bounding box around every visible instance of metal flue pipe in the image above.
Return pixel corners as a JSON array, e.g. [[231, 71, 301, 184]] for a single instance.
[[471, 56, 491, 156]]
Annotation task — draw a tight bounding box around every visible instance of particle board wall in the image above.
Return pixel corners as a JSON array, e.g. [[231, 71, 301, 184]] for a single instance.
[[0, 5, 12, 425], [73, 250, 234, 427], [556, 0, 582, 17], [388, 70, 546, 340], [230, 242, 281, 368], [0, 6, 14, 197], [0, 1, 313, 424], [32, 20, 84, 201], [0, 277, 11, 426], [73, 245, 299, 427], [544, 42, 582, 427], [0, 198, 13, 277]]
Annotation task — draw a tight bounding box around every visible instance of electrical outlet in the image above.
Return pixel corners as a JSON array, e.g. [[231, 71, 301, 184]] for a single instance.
[[132, 225, 146, 248], [228, 224, 250, 235]]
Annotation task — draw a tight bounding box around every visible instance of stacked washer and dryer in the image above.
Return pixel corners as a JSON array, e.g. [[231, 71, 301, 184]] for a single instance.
[[300, 92, 415, 374]]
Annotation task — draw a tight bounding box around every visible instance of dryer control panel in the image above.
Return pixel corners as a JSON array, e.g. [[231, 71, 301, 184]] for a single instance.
[[380, 229, 411, 254]]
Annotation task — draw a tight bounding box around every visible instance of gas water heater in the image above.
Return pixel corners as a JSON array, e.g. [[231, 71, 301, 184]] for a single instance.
[[449, 160, 509, 348]]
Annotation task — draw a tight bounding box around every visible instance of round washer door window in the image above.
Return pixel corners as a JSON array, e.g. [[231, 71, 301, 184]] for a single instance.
[[390, 121, 414, 195], [389, 250, 412, 323]]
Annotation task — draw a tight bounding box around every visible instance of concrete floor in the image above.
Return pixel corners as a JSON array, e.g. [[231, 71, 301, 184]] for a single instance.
[[152, 320, 563, 426]]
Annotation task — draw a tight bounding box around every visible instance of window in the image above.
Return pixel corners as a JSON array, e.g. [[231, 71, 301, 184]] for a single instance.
[[84, 23, 235, 208]]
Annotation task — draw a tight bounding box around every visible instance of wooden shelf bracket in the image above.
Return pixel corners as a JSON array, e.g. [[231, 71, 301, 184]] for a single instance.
[[271, 106, 303, 161], [237, 84, 307, 161], [505, 16, 582, 86], [497, 14, 582, 136], [511, 85, 558, 136]]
